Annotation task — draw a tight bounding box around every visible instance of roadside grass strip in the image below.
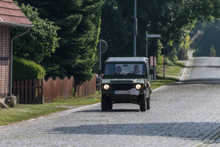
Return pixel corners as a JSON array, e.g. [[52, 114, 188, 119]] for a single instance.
[[157, 62, 185, 77], [0, 92, 101, 126], [151, 76, 177, 90], [0, 105, 68, 126], [47, 92, 101, 106]]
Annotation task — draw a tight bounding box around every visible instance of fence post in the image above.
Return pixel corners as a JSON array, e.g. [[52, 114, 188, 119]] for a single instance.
[[33, 79, 36, 104], [41, 79, 44, 104], [29, 79, 32, 104], [12, 81, 16, 96], [25, 80, 28, 104], [20, 80, 24, 103]]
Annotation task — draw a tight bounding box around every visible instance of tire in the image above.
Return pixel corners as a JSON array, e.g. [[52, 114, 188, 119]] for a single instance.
[[107, 98, 113, 110], [139, 95, 146, 111], [101, 95, 108, 111], [146, 97, 150, 110]]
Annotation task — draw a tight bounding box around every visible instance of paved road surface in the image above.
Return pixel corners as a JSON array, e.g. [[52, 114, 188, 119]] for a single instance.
[[1, 55, 220, 147]]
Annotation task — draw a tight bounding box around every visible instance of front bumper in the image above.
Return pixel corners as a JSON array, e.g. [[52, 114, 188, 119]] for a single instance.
[[102, 89, 144, 103]]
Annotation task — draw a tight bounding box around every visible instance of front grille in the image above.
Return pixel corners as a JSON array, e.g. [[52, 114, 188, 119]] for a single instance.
[[112, 84, 134, 90]]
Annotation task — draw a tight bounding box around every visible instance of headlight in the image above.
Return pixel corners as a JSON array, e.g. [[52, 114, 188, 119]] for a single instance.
[[103, 84, 110, 90], [135, 84, 142, 90]]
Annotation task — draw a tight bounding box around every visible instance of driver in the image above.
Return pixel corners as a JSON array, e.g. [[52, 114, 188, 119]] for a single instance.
[[133, 64, 141, 74], [115, 66, 121, 74]]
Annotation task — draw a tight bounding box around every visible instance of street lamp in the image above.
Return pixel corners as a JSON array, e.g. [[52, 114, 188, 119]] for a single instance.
[[134, 0, 137, 57]]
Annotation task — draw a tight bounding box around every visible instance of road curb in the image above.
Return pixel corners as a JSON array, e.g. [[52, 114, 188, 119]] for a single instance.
[[179, 59, 191, 82]]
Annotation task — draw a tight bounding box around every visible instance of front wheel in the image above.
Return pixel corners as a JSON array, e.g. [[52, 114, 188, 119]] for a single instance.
[[101, 95, 108, 111], [146, 97, 150, 110], [107, 98, 113, 110], [139, 95, 146, 111]]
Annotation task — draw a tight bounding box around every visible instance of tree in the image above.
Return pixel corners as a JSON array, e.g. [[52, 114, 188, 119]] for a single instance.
[[16, 0, 104, 84], [99, 0, 132, 71], [12, 3, 60, 63], [100, 0, 220, 65], [191, 20, 220, 57]]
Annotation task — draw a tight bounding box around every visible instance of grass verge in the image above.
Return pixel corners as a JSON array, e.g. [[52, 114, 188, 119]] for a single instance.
[[0, 92, 101, 126], [151, 76, 178, 90], [47, 92, 101, 106], [0, 104, 68, 126], [151, 61, 185, 89], [156, 62, 185, 77]]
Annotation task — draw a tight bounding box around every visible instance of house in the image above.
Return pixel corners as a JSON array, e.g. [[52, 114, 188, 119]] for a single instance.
[[0, 0, 33, 99]]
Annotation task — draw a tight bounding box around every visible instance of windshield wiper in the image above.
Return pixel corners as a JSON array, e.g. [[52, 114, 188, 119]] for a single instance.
[[111, 73, 121, 75]]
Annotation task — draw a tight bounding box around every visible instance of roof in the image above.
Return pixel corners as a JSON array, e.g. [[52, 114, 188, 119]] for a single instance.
[[0, 0, 33, 27], [105, 57, 148, 63]]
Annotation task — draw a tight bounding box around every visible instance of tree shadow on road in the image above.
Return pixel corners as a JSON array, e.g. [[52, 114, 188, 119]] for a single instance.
[[48, 122, 220, 144], [169, 79, 220, 86]]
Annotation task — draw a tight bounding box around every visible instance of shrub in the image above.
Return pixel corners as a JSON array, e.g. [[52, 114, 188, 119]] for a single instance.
[[209, 45, 216, 57], [168, 48, 178, 63], [164, 57, 174, 66], [13, 56, 46, 81]]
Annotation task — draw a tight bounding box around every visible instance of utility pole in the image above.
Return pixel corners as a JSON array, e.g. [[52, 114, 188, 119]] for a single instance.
[[163, 43, 166, 78], [146, 31, 148, 57], [99, 40, 102, 91], [134, 0, 137, 57], [163, 26, 167, 78], [183, 37, 185, 59]]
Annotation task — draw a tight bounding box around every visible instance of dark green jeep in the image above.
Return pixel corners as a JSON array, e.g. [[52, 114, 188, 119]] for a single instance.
[[101, 57, 152, 111]]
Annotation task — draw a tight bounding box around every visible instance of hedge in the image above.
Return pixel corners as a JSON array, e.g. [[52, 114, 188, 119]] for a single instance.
[[13, 56, 46, 81]]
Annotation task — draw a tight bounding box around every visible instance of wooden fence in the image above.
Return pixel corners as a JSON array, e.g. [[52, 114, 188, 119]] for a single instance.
[[12, 79, 43, 104], [12, 74, 96, 104]]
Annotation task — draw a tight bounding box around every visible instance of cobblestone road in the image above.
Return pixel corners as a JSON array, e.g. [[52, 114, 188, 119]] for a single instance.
[[1, 57, 220, 147]]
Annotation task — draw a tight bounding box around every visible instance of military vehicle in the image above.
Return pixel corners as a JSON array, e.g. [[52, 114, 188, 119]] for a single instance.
[[101, 57, 152, 111]]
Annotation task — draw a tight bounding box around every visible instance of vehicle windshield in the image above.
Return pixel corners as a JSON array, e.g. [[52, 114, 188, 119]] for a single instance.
[[105, 63, 145, 75]]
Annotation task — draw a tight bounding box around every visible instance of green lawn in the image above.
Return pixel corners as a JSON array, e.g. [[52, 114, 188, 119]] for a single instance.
[[0, 104, 68, 126], [151, 76, 178, 90], [47, 92, 101, 106], [151, 62, 185, 89], [156, 62, 185, 77], [0, 92, 101, 126]]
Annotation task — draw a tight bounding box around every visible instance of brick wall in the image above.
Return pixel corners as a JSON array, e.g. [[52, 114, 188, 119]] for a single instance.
[[0, 26, 10, 97]]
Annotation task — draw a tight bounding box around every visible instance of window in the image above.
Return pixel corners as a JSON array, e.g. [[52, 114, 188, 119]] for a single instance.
[[105, 63, 145, 75]]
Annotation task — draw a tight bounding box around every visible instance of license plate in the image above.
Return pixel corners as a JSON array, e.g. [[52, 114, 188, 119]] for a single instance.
[[114, 90, 130, 95]]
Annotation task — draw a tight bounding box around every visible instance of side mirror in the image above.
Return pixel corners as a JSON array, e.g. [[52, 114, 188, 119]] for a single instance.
[[149, 69, 154, 75]]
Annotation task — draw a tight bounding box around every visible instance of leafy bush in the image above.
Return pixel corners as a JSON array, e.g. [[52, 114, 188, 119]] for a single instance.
[[13, 56, 46, 81], [210, 45, 216, 56], [157, 41, 163, 66], [12, 3, 60, 63], [164, 57, 174, 66], [168, 48, 178, 63]]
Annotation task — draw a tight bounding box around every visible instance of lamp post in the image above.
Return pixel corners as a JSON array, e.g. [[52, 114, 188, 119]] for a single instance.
[[163, 40, 166, 78], [162, 26, 167, 78], [134, 0, 137, 57]]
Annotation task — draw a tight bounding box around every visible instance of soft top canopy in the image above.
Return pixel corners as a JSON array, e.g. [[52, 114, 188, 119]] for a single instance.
[[105, 57, 148, 63]]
